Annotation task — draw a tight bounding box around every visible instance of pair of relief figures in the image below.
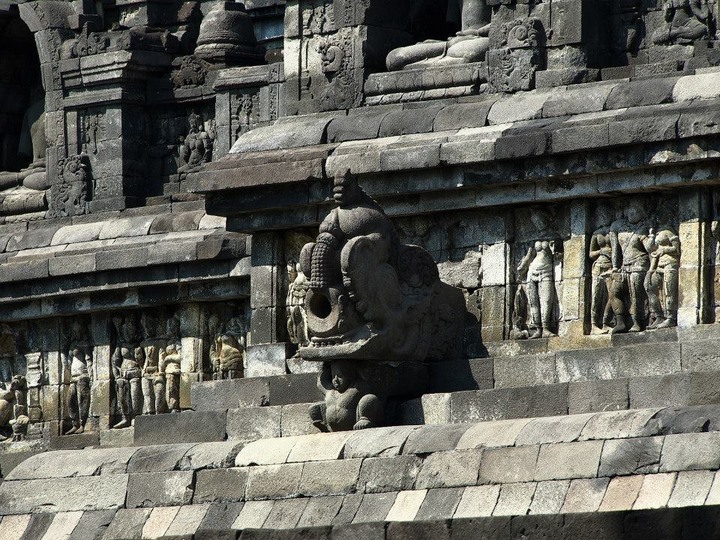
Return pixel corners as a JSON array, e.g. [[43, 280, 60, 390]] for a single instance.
[[386, 0, 714, 72], [590, 201, 679, 334], [111, 313, 183, 429]]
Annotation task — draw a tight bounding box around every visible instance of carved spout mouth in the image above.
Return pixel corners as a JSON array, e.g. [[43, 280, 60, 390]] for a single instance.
[[305, 287, 343, 338]]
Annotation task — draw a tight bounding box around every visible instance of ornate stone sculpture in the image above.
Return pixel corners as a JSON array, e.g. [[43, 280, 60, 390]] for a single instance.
[[161, 315, 182, 412], [62, 319, 93, 435], [645, 227, 680, 329], [208, 315, 245, 380], [286, 262, 310, 347], [386, 0, 491, 71], [177, 113, 214, 173], [589, 204, 616, 334], [652, 0, 711, 45], [112, 317, 142, 429], [603, 200, 654, 334], [194, 2, 265, 66], [514, 209, 562, 339], [49, 154, 91, 218], [301, 170, 466, 432], [140, 312, 167, 416], [0, 375, 26, 442]]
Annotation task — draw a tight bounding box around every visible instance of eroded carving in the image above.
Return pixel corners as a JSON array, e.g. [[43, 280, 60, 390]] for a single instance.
[[513, 209, 562, 339], [287, 262, 310, 347], [646, 227, 680, 329], [652, 0, 712, 45], [386, 0, 491, 70], [49, 154, 91, 218], [178, 112, 215, 173], [62, 318, 93, 435]]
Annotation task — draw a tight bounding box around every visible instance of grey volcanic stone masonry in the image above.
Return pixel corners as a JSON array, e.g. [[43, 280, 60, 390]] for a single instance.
[[134, 411, 228, 445]]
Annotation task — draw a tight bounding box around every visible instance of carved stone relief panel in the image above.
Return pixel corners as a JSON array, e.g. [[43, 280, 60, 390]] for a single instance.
[[203, 301, 249, 381], [60, 317, 94, 435], [587, 196, 680, 334]]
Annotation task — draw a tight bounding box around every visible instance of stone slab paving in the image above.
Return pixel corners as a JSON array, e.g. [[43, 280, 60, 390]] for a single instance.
[[7, 405, 720, 537]]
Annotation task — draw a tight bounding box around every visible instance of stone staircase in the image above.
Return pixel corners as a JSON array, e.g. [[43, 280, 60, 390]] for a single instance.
[[3, 325, 720, 539]]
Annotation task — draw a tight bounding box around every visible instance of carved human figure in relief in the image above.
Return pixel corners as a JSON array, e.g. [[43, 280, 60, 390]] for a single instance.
[[160, 315, 182, 412], [652, 0, 710, 45], [63, 320, 93, 435], [604, 200, 654, 333], [0, 377, 20, 440], [178, 112, 214, 173], [309, 360, 383, 432], [589, 204, 617, 334], [516, 209, 562, 339], [207, 315, 245, 380], [0, 324, 15, 389], [645, 227, 680, 329], [112, 318, 142, 429], [140, 313, 167, 415], [286, 262, 310, 347], [386, 0, 491, 71]]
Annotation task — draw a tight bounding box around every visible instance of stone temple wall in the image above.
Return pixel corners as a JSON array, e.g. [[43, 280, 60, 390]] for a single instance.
[[4, 0, 720, 538]]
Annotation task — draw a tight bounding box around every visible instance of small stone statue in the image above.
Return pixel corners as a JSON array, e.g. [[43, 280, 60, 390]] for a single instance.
[[645, 227, 680, 329], [0, 377, 20, 440], [652, 0, 710, 45], [309, 360, 384, 432], [286, 262, 310, 347], [605, 200, 654, 333], [161, 315, 182, 412], [160, 344, 181, 412], [178, 112, 214, 173], [386, 0, 491, 71], [11, 406, 29, 442], [208, 315, 245, 380], [589, 204, 616, 334], [0, 324, 15, 389], [140, 313, 167, 416], [63, 320, 93, 435], [515, 209, 562, 339], [112, 317, 143, 429]]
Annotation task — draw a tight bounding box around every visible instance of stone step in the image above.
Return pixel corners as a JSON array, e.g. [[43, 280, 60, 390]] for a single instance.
[[191, 334, 720, 413], [2, 405, 720, 537]]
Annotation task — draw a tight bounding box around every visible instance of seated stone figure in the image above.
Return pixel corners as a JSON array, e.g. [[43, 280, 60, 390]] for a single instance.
[[387, 0, 491, 71], [652, 0, 709, 45], [0, 84, 49, 193]]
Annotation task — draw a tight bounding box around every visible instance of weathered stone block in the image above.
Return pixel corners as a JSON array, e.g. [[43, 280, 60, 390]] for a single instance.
[[245, 463, 302, 500], [385, 490, 427, 522], [134, 411, 227, 446], [492, 482, 536, 516], [568, 379, 629, 415], [299, 459, 362, 497], [0, 475, 129, 515], [194, 468, 248, 503], [599, 437, 663, 477], [415, 487, 464, 521], [358, 455, 421, 494], [529, 480, 570, 515], [479, 446, 539, 484], [344, 426, 417, 458], [416, 449, 483, 489], [668, 470, 715, 507], [226, 406, 281, 442], [633, 472, 677, 509], [127, 444, 196, 473], [560, 478, 609, 513], [534, 440, 603, 481], [660, 432, 720, 472], [403, 424, 470, 454], [126, 471, 195, 508], [296, 496, 345, 528], [515, 413, 595, 446], [352, 492, 397, 524], [450, 384, 568, 423], [103, 508, 152, 540], [599, 475, 644, 512], [263, 498, 308, 529]]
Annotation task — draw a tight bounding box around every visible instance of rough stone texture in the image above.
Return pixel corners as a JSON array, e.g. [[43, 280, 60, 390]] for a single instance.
[[344, 426, 417, 458], [197, 502, 244, 532], [235, 437, 298, 466], [133, 411, 228, 446], [164, 504, 210, 537], [126, 471, 195, 508], [561, 478, 609, 513], [68, 510, 116, 540], [142, 506, 180, 539], [0, 476, 129, 515], [127, 445, 196, 474], [263, 498, 308, 529], [299, 459, 363, 497], [492, 483, 537, 516], [296, 496, 345, 528], [529, 480, 570, 515], [415, 488, 464, 520], [453, 485, 501, 518], [660, 432, 720, 472], [415, 449, 482, 489], [352, 492, 397, 524], [535, 441, 603, 481], [515, 414, 595, 445], [103, 508, 153, 540], [385, 490, 427, 522], [479, 446, 540, 484], [226, 407, 281, 442], [245, 463, 303, 500], [668, 470, 714, 507], [599, 438, 663, 477], [358, 456, 422, 494], [232, 500, 274, 529], [633, 473, 677, 510], [194, 468, 248, 503], [599, 476, 644, 512], [7, 447, 137, 480], [286, 432, 352, 463], [456, 418, 532, 449], [403, 424, 471, 455]]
